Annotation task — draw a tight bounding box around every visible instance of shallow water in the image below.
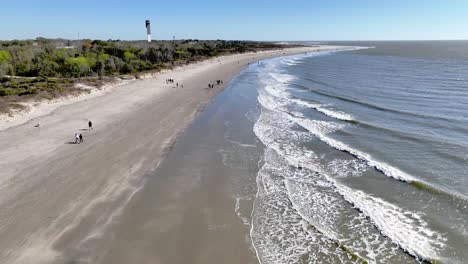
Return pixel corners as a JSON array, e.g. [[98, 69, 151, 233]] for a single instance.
[[245, 43, 468, 263]]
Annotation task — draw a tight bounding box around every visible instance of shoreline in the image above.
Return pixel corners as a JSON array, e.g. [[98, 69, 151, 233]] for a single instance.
[[0, 45, 341, 263]]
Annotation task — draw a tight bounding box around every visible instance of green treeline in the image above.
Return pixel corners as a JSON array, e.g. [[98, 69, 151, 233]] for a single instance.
[[0, 38, 283, 78], [0, 38, 289, 110]]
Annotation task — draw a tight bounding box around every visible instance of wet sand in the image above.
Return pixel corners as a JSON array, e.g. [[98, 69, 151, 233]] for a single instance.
[[95, 74, 263, 264], [0, 46, 340, 263]]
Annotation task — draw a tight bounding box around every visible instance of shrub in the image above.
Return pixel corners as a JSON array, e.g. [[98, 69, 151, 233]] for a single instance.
[[123, 51, 136, 62], [65, 56, 91, 77], [0, 50, 12, 63], [0, 87, 18, 96], [0, 63, 13, 77], [36, 58, 60, 77]]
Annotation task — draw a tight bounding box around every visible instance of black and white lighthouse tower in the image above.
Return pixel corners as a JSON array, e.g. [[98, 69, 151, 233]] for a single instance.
[[145, 20, 151, 42]]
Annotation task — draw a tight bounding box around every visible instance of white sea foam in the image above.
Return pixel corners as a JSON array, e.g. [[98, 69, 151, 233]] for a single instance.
[[327, 159, 368, 178], [291, 98, 354, 121], [253, 109, 318, 169], [281, 58, 301, 66], [251, 147, 360, 264], [252, 70, 446, 262], [284, 173, 411, 263], [254, 109, 446, 262], [335, 183, 446, 260], [294, 117, 416, 182], [235, 197, 251, 226], [269, 72, 297, 84], [259, 71, 355, 122], [252, 111, 414, 263]]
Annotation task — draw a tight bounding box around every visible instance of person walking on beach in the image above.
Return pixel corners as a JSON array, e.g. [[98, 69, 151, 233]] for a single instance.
[[79, 134, 83, 143], [88, 120, 93, 130], [75, 133, 80, 144]]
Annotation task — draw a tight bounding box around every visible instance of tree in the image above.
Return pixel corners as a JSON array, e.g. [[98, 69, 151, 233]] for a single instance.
[[35, 57, 59, 77], [142, 47, 161, 64], [0, 50, 13, 77], [0, 50, 11, 63], [64, 57, 91, 77], [93, 53, 108, 78], [0, 63, 13, 77], [123, 51, 136, 62]]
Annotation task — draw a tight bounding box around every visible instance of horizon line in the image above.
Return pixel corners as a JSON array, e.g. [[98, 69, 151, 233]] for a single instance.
[[1, 37, 468, 42]]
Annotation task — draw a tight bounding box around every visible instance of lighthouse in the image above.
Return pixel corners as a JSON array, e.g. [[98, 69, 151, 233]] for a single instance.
[[146, 20, 151, 42]]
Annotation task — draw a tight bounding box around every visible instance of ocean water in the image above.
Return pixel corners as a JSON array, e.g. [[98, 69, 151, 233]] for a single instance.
[[246, 42, 468, 264]]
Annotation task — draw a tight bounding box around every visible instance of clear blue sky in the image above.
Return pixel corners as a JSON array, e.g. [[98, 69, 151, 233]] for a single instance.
[[1, 0, 467, 41]]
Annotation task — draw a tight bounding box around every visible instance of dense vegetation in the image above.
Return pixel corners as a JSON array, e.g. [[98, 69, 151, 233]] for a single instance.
[[0, 38, 286, 79], [0, 38, 292, 112], [0, 38, 291, 112]]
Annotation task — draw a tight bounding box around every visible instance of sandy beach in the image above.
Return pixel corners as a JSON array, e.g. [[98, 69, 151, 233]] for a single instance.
[[0, 46, 340, 264]]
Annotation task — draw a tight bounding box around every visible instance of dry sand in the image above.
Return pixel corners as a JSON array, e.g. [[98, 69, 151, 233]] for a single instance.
[[0, 46, 340, 264]]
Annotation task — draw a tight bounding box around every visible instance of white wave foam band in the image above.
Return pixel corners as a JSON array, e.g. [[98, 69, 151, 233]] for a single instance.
[[253, 93, 446, 262], [268, 72, 297, 84], [291, 98, 354, 121], [250, 148, 364, 264], [252, 114, 405, 263], [281, 58, 302, 66], [283, 171, 415, 263], [294, 117, 416, 182], [258, 71, 355, 122], [335, 183, 446, 260]]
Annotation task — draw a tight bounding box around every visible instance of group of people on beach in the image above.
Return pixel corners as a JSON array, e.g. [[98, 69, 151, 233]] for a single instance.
[[208, 80, 224, 89], [73, 120, 92, 144], [74, 133, 84, 144], [166, 78, 183, 88], [34, 119, 92, 145]]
